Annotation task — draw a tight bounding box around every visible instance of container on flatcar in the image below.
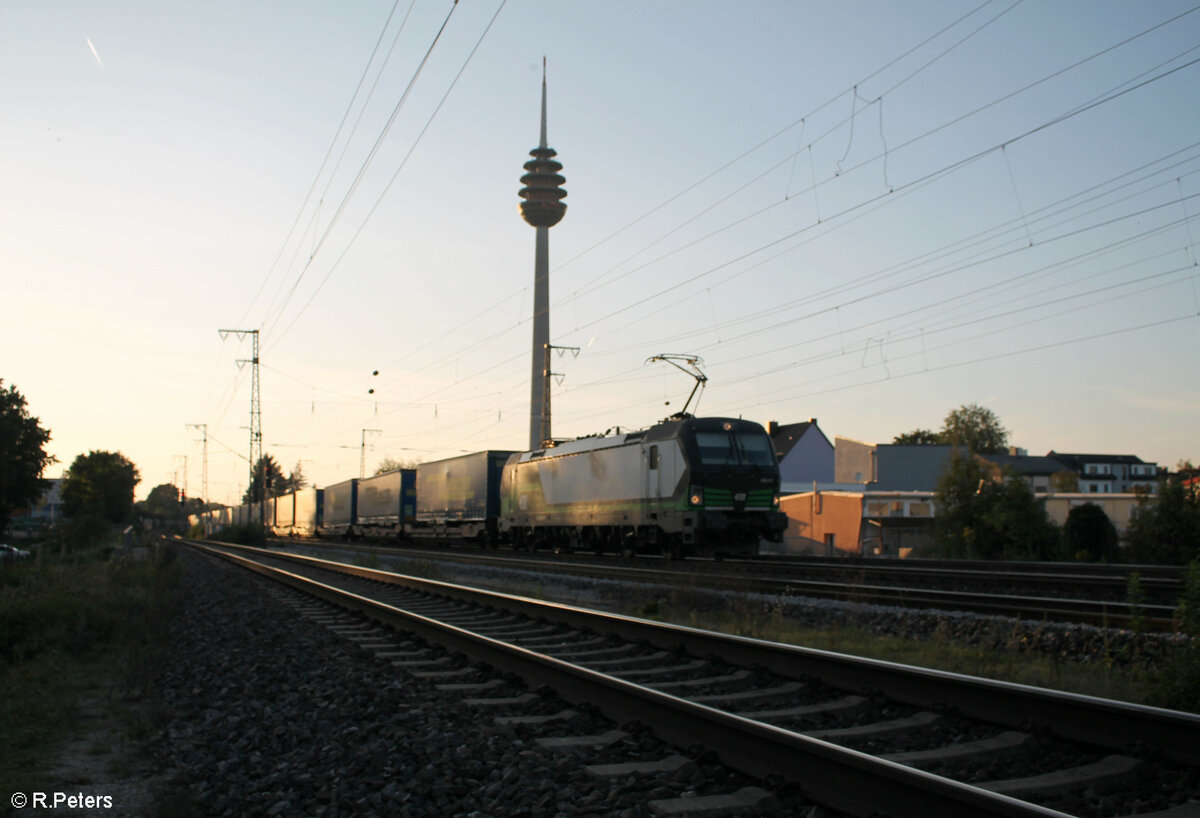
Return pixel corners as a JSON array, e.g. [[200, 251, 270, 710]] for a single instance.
[[322, 478, 358, 537], [353, 469, 415, 539], [414, 451, 517, 542], [293, 488, 323, 536], [272, 491, 296, 535]]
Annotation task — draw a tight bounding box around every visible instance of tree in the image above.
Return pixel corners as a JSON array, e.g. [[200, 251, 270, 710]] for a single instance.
[[142, 483, 185, 521], [243, 454, 286, 503], [279, 461, 308, 494], [940, 403, 1009, 454], [62, 450, 140, 525], [1050, 470, 1079, 492], [1125, 462, 1200, 565], [375, 455, 420, 475], [0, 381, 56, 538], [893, 403, 1009, 454], [892, 429, 940, 445], [934, 450, 1060, 560], [1062, 502, 1119, 562]]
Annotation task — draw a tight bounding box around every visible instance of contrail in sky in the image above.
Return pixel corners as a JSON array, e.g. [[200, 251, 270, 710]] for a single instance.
[[86, 38, 105, 71]]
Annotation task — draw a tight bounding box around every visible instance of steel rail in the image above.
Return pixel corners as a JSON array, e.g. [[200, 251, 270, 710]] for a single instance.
[[277, 539, 1177, 629], [186, 540, 1072, 818], [189, 540, 1200, 768]]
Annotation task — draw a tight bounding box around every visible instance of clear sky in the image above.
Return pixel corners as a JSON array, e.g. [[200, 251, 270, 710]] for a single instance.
[[3, 1, 1198, 504]]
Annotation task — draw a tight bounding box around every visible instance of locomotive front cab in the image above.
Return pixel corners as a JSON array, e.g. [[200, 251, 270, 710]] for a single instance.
[[676, 418, 788, 551]]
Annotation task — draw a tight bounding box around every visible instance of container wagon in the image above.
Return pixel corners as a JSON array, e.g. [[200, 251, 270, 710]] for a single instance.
[[413, 451, 517, 543], [351, 469, 415, 539], [322, 478, 358, 538]]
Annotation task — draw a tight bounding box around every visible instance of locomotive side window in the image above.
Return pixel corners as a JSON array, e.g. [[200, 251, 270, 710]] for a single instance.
[[736, 433, 775, 466], [649, 445, 659, 469]]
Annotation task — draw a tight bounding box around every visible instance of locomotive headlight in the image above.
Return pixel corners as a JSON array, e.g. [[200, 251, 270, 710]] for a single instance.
[[689, 486, 704, 506]]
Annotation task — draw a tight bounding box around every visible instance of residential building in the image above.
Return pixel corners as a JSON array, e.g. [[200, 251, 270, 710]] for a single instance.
[[1047, 453, 1158, 494], [978, 452, 1073, 493], [768, 419, 834, 491]]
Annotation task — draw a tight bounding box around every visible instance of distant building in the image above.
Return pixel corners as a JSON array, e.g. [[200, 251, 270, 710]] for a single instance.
[[779, 488, 936, 557], [27, 478, 64, 522], [872, 444, 957, 492], [8, 478, 64, 537], [768, 419, 834, 491], [1042, 494, 1142, 535], [978, 452, 1073, 493], [834, 436, 876, 484], [1047, 452, 1158, 494]]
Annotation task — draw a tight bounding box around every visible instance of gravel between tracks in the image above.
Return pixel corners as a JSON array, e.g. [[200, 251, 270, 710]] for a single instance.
[[329, 549, 1184, 668], [152, 549, 819, 818]]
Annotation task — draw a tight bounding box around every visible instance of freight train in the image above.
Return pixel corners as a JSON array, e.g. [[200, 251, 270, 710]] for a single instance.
[[193, 415, 787, 557]]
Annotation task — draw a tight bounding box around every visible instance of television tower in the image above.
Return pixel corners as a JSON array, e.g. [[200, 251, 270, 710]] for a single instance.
[[519, 59, 567, 449]]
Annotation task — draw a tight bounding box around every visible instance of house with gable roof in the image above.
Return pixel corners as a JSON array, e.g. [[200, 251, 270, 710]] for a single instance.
[[767, 419, 834, 491]]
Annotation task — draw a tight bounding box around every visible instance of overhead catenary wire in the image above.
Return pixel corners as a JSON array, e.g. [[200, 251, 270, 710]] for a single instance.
[[260, 0, 467, 346], [197, 4, 1200, 499]]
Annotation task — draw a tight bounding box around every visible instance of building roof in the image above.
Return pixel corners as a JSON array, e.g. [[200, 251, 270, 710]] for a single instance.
[[769, 419, 831, 461], [980, 454, 1072, 476], [1048, 452, 1150, 467]]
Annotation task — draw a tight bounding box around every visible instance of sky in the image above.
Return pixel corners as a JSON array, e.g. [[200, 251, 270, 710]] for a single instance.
[[3, 1, 1199, 504]]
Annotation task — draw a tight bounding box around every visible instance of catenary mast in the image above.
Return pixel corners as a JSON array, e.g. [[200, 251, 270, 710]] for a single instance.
[[519, 60, 567, 449]]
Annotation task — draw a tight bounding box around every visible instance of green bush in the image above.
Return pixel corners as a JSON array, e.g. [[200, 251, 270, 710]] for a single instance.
[[1148, 560, 1200, 713]]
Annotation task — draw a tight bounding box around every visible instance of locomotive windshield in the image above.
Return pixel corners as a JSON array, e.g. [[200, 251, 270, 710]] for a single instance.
[[694, 431, 775, 467]]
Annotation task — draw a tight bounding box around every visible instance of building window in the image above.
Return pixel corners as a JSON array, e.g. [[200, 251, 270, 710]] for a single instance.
[[824, 533, 836, 552]]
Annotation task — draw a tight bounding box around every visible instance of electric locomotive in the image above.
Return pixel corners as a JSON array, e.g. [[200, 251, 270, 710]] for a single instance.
[[499, 415, 787, 557]]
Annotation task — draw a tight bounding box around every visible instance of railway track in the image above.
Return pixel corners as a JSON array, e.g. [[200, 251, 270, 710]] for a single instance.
[[183, 539, 1200, 818], [272, 539, 1181, 630]]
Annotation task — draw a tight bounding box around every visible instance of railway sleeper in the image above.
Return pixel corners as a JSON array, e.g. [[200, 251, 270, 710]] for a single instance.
[[585, 754, 697, 780], [617, 660, 713, 681], [640, 668, 750, 689], [542, 641, 640, 659], [739, 694, 867, 722], [494, 709, 581, 727], [881, 729, 1033, 767], [805, 710, 944, 741], [979, 754, 1144, 798], [536, 729, 629, 751], [648, 787, 779, 817], [574, 650, 670, 670], [689, 680, 805, 706]]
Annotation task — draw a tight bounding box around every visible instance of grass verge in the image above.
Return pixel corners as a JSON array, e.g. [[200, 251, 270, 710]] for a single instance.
[[625, 588, 1186, 710], [0, 538, 181, 804]]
